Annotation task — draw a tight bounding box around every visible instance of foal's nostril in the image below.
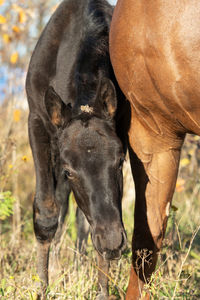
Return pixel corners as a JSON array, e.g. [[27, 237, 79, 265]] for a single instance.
[[95, 234, 103, 252], [92, 225, 127, 258]]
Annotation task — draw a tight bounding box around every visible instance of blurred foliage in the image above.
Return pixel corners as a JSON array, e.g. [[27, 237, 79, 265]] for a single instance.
[[0, 191, 15, 220], [0, 0, 60, 234]]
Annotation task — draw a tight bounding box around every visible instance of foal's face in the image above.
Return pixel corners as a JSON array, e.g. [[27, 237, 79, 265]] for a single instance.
[[60, 116, 126, 259]]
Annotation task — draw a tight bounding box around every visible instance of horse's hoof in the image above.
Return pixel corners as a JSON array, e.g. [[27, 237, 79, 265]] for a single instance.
[[96, 293, 108, 300]]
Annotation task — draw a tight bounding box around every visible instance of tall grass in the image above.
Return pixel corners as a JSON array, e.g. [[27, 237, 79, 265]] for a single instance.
[[0, 130, 200, 299]]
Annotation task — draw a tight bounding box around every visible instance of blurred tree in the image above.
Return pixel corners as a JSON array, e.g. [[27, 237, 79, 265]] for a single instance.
[[0, 0, 58, 244], [0, 0, 59, 68]]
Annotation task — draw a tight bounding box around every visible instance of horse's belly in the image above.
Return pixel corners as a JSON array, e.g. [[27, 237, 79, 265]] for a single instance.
[[128, 48, 200, 135], [110, 0, 200, 135]]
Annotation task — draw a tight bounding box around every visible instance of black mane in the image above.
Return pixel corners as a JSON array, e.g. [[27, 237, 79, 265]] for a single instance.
[[26, 0, 124, 126], [69, 0, 114, 108]]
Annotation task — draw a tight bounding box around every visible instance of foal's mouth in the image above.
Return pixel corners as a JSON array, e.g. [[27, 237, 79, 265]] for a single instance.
[[102, 249, 122, 261], [92, 230, 127, 261]]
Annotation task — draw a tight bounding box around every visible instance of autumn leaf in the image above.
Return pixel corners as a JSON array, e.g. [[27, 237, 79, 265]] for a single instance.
[[12, 25, 20, 33], [3, 33, 11, 44], [13, 109, 21, 122], [176, 178, 185, 192], [194, 136, 200, 141], [0, 15, 6, 24], [10, 52, 19, 64], [180, 158, 190, 167], [18, 10, 27, 23]]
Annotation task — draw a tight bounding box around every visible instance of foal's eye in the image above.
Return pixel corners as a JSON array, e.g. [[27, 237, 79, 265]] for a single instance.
[[64, 170, 71, 178], [63, 168, 73, 179]]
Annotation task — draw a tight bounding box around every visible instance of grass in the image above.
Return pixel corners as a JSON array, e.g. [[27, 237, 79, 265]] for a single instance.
[[0, 205, 131, 300], [0, 136, 200, 299]]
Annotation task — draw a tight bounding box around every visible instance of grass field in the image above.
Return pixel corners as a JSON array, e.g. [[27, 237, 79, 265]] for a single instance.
[[0, 135, 200, 300]]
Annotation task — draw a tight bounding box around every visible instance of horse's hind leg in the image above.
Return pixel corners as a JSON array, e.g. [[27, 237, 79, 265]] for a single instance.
[[29, 114, 59, 298], [126, 119, 184, 300]]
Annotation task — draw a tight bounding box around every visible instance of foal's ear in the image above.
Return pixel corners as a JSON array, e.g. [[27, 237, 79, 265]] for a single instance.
[[98, 78, 117, 119], [45, 86, 72, 127]]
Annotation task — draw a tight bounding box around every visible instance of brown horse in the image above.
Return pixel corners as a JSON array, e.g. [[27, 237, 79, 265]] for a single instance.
[[110, 0, 200, 299]]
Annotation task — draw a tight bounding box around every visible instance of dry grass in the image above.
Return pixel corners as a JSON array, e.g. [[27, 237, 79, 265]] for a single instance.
[[1, 186, 200, 299]]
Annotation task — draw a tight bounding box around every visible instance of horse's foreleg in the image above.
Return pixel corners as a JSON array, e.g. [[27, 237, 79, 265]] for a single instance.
[[126, 120, 184, 300]]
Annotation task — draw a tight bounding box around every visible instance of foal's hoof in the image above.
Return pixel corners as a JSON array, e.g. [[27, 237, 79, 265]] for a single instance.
[[96, 293, 108, 300]]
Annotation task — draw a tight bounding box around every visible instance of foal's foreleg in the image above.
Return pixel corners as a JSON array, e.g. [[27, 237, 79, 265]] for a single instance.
[[49, 178, 71, 280], [29, 115, 59, 297], [96, 253, 109, 300]]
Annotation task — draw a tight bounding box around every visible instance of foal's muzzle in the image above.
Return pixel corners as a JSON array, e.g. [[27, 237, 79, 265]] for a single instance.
[[92, 224, 127, 260]]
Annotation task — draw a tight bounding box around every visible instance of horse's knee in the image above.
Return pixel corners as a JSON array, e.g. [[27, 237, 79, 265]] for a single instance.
[[33, 196, 59, 242], [147, 208, 169, 250], [133, 227, 164, 255]]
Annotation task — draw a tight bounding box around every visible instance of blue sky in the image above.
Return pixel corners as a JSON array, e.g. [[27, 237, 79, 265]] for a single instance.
[[108, 0, 117, 4]]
